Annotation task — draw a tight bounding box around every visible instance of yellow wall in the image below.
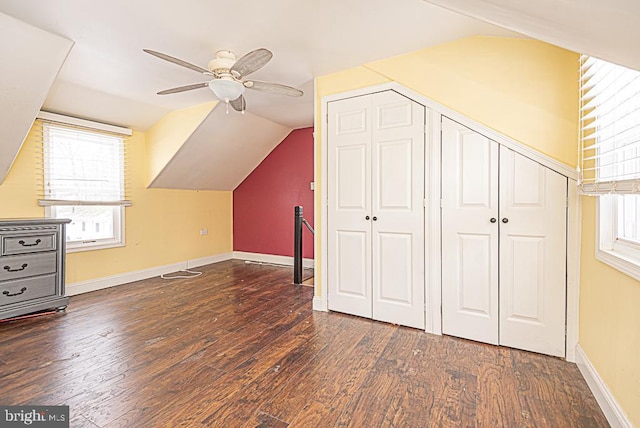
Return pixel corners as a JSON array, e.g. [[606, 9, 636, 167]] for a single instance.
[[0, 126, 44, 218], [145, 101, 217, 187], [580, 197, 640, 424], [0, 123, 232, 284], [366, 37, 577, 166]]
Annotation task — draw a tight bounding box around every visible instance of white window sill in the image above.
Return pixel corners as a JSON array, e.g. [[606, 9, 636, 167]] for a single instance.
[[66, 241, 125, 253], [595, 248, 640, 282]]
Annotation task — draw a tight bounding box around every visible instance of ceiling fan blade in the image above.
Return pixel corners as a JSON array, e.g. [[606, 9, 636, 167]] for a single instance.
[[157, 82, 209, 95], [230, 48, 273, 77], [230, 95, 246, 112], [143, 49, 210, 75], [246, 80, 303, 97]]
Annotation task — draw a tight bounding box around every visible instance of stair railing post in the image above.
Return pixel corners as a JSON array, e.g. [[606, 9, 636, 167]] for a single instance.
[[294, 206, 303, 285]]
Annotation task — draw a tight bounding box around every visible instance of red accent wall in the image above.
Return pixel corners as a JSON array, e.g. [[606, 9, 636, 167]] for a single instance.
[[233, 127, 314, 258]]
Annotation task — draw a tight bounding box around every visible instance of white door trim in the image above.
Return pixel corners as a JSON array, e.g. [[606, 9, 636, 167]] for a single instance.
[[426, 109, 442, 334], [318, 82, 580, 362], [566, 179, 581, 362]]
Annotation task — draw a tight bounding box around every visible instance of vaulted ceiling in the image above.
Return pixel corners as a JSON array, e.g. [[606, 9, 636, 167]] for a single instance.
[[0, 0, 517, 131], [1, 0, 638, 189]]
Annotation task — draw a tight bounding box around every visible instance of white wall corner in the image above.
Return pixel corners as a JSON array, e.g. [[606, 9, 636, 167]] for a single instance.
[[575, 344, 633, 428]]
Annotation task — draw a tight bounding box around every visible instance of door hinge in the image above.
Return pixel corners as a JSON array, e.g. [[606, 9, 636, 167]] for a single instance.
[[440, 199, 444, 208], [566, 196, 569, 208], [424, 199, 427, 207]]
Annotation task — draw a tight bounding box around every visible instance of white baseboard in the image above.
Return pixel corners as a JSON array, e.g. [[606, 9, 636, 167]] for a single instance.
[[233, 251, 314, 268], [66, 252, 233, 296], [187, 253, 233, 268], [575, 344, 632, 428], [313, 296, 327, 312]]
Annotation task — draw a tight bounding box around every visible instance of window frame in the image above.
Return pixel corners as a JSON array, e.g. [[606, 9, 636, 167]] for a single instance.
[[41, 119, 128, 253], [581, 55, 640, 279], [45, 205, 125, 253], [597, 194, 640, 281]]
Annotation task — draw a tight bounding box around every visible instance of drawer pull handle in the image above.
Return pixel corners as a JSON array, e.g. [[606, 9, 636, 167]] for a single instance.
[[3, 263, 28, 272], [18, 239, 41, 247], [3, 287, 27, 297]]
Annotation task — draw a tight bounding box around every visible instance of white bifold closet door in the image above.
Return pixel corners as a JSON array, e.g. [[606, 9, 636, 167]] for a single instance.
[[441, 117, 567, 357], [327, 90, 425, 329]]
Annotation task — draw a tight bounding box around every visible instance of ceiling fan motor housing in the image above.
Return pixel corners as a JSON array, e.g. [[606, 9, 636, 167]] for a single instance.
[[208, 50, 237, 75]]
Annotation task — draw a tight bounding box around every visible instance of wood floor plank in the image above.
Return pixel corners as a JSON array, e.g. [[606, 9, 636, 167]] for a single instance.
[[0, 260, 609, 427], [257, 318, 389, 424], [333, 327, 419, 427], [246, 411, 289, 428], [200, 338, 321, 425], [383, 332, 447, 427], [429, 369, 478, 428], [290, 324, 397, 427]]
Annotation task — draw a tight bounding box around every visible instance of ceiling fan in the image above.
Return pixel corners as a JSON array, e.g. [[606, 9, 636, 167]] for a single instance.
[[143, 48, 303, 113]]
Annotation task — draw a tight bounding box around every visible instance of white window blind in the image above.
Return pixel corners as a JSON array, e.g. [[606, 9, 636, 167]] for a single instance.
[[579, 55, 640, 194], [34, 114, 131, 206]]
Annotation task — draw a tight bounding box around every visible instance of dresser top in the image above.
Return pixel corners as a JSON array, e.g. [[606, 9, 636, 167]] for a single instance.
[[0, 218, 71, 227]]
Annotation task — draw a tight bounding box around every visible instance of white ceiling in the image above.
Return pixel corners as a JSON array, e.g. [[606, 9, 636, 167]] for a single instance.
[[0, 0, 517, 131], [422, 0, 640, 71]]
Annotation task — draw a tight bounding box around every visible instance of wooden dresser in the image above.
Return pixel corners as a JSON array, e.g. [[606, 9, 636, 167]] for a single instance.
[[0, 218, 71, 320]]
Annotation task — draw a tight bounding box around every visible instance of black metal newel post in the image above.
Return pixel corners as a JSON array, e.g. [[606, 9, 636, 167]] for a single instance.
[[294, 206, 303, 285]]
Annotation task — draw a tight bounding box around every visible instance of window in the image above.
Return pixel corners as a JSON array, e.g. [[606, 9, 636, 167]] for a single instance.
[[579, 55, 640, 279], [38, 113, 131, 252]]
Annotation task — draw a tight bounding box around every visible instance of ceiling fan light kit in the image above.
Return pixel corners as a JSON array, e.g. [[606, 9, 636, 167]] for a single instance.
[[144, 47, 303, 113], [207, 79, 245, 103]]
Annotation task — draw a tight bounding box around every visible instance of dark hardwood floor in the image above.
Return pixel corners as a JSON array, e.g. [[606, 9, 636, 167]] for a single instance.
[[0, 260, 607, 427]]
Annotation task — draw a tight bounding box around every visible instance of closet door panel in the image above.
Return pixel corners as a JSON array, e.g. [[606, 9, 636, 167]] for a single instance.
[[327, 95, 373, 318], [499, 147, 567, 357], [371, 91, 425, 329], [441, 118, 499, 344]]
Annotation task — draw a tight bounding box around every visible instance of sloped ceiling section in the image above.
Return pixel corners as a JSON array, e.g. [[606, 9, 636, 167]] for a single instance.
[[422, 0, 640, 71], [146, 101, 218, 187], [149, 104, 290, 191], [0, 12, 73, 183]]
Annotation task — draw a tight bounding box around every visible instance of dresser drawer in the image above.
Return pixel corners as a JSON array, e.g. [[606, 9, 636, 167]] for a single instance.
[[0, 274, 57, 307], [0, 253, 57, 281], [2, 231, 56, 255]]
